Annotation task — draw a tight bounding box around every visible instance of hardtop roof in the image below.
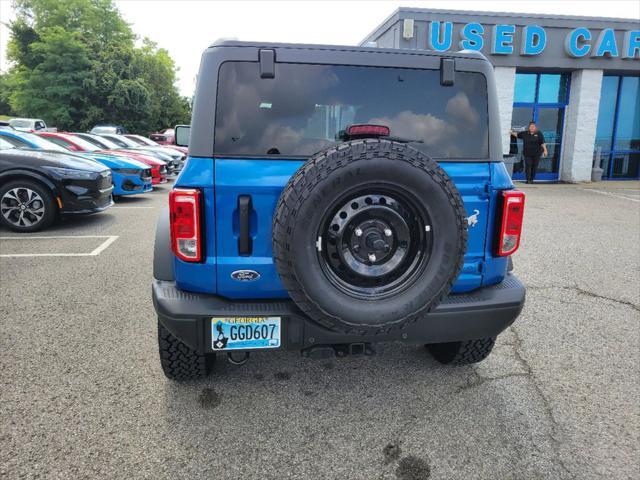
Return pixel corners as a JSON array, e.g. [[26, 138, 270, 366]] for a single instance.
[[206, 40, 490, 63]]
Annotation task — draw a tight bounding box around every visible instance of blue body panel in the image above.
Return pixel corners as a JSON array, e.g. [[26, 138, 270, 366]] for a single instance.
[[482, 162, 514, 286], [174, 156, 515, 299], [174, 158, 218, 293]]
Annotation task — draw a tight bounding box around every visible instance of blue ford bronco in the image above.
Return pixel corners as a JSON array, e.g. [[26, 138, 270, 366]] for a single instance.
[[152, 41, 526, 380]]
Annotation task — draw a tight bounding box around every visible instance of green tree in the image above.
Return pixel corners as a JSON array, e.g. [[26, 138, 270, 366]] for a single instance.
[[0, 74, 14, 115], [132, 38, 191, 131], [8, 27, 91, 129], [5, 0, 190, 132]]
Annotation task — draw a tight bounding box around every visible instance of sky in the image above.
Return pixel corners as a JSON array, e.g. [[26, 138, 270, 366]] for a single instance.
[[0, 0, 639, 96]]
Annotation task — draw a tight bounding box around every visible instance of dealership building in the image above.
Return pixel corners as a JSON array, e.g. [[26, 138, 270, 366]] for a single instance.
[[362, 8, 640, 181]]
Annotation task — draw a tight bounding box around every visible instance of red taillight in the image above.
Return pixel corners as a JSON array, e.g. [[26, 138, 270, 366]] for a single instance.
[[496, 190, 525, 257], [169, 188, 202, 262], [346, 124, 390, 138]]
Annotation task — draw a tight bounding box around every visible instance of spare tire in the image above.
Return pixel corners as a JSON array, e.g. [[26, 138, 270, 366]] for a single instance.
[[272, 139, 467, 334]]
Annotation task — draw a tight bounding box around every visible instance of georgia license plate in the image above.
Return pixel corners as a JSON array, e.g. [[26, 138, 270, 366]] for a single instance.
[[211, 317, 281, 351]]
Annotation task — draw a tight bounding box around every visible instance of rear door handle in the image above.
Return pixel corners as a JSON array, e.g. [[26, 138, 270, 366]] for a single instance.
[[238, 195, 252, 256]]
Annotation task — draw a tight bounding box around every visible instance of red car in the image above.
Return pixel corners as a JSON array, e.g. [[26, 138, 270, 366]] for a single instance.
[[124, 134, 188, 155], [149, 128, 175, 145], [68, 133, 169, 184]]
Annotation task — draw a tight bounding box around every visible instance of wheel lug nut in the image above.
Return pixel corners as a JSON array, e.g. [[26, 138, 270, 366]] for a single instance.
[[384, 228, 392, 237], [368, 253, 376, 262], [355, 228, 363, 237]]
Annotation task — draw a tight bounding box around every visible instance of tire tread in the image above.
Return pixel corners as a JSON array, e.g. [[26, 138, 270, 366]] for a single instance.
[[158, 320, 211, 381], [427, 337, 496, 365], [272, 139, 468, 335]]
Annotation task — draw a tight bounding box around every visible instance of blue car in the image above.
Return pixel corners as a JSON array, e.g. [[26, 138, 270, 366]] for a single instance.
[[152, 41, 527, 381], [0, 130, 153, 196]]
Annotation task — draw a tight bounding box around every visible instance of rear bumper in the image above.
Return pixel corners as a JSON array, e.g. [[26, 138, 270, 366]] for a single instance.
[[152, 274, 525, 354]]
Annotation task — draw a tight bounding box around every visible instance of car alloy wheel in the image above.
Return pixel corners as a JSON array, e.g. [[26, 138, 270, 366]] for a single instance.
[[1, 187, 47, 228]]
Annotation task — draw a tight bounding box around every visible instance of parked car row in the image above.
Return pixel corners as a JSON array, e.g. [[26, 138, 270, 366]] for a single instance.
[[0, 127, 185, 232]]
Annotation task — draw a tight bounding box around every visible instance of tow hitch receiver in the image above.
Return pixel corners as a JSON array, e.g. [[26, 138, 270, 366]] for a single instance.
[[301, 343, 377, 359]]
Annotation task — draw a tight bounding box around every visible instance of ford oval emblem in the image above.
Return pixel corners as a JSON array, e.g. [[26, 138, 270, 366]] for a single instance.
[[231, 270, 261, 281]]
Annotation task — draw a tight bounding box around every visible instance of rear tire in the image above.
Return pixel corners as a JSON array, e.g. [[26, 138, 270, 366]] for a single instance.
[[427, 337, 496, 365], [158, 320, 214, 380]]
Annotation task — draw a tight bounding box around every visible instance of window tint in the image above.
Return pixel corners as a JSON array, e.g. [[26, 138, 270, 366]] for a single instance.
[[513, 74, 536, 103], [60, 135, 99, 151], [92, 127, 115, 134], [44, 136, 73, 149], [17, 133, 68, 152], [538, 74, 569, 104], [215, 62, 489, 159], [1, 136, 31, 148], [595, 76, 619, 152], [77, 134, 118, 149], [111, 135, 139, 147], [614, 76, 640, 151], [9, 120, 31, 128], [101, 135, 129, 147], [125, 135, 146, 145]]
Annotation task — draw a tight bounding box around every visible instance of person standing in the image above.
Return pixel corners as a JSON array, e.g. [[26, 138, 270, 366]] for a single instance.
[[511, 122, 548, 184]]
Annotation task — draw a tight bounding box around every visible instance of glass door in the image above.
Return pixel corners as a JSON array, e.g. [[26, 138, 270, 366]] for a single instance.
[[534, 106, 564, 179], [511, 73, 570, 181], [510, 106, 534, 177]]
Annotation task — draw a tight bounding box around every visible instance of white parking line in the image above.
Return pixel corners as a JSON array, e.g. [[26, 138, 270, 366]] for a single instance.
[[0, 235, 119, 258], [582, 188, 640, 203], [111, 206, 154, 209]]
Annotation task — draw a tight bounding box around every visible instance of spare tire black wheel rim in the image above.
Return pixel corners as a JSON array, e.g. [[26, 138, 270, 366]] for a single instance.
[[318, 188, 432, 299]]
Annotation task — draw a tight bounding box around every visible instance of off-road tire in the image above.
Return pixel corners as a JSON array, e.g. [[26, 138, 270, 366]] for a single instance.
[[273, 139, 467, 335], [427, 337, 496, 365], [158, 320, 213, 380], [0, 179, 56, 232]]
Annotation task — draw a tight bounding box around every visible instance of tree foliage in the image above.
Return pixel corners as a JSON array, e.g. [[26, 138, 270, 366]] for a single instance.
[[3, 0, 191, 132]]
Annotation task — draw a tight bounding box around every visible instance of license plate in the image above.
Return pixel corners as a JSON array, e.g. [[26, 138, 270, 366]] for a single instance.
[[211, 317, 281, 351]]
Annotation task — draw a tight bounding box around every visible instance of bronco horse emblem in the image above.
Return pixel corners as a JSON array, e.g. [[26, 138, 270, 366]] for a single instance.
[[467, 209, 480, 228]]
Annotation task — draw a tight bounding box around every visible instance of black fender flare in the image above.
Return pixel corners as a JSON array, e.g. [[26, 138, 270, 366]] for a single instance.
[[153, 206, 175, 281], [0, 169, 61, 197]]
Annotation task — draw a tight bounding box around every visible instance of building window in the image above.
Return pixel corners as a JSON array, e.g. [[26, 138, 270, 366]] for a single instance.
[[537, 74, 569, 104], [595, 75, 640, 179], [513, 74, 536, 103]]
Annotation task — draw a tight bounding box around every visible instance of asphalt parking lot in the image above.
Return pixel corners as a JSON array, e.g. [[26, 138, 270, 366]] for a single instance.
[[1, 180, 639, 480]]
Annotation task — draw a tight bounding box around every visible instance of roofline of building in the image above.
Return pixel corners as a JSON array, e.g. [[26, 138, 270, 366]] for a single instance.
[[360, 7, 640, 45]]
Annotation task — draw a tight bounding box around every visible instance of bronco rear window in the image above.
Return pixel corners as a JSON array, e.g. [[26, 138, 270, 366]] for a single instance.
[[214, 62, 489, 159]]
